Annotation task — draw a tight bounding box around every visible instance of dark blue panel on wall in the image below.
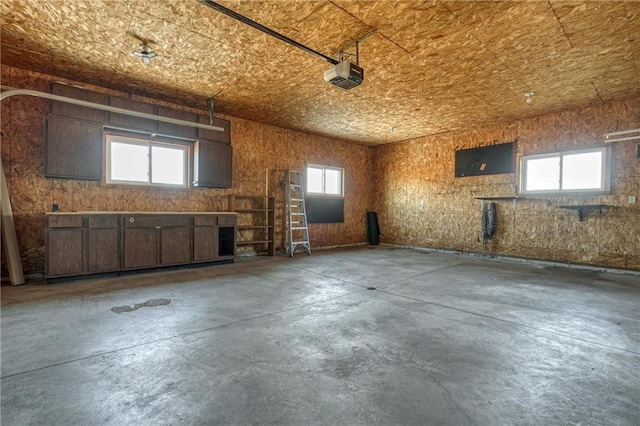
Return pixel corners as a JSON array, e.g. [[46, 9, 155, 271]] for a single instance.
[[306, 197, 344, 223], [455, 142, 515, 177]]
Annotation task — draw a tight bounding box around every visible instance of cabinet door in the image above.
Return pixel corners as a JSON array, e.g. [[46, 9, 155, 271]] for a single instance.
[[45, 117, 103, 180], [51, 83, 108, 122], [46, 229, 84, 277], [193, 226, 217, 262], [193, 139, 232, 188], [160, 226, 191, 265], [87, 228, 120, 273], [123, 228, 158, 269], [109, 97, 157, 132], [157, 106, 197, 139]]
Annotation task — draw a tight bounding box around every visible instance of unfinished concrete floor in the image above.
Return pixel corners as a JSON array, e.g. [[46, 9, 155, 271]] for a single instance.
[[1, 246, 639, 425]]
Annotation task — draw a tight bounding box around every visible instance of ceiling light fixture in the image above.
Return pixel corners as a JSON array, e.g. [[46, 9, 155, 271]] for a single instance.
[[525, 92, 535, 104], [133, 44, 157, 64], [604, 128, 640, 143]]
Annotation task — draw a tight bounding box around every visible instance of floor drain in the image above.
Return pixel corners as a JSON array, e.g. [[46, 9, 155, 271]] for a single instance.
[[367, 287, 376, 290]]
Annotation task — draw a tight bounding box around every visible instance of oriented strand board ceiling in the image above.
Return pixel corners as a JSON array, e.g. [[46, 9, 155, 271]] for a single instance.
[[1, 0, 639, 146]]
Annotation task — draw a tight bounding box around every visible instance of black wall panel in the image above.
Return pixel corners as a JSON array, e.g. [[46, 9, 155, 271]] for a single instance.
[[455, 142, 515, 177], [306, 197, 344, 223]]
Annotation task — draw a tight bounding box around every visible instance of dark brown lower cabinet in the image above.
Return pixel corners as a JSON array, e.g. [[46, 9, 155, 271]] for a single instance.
[[86, 215, 120, 273], [160, 226, 192, 265], [45, 214, 120, 278], [45, 213, 236, 279], [121, 215, 192, 270], [122, 227, 158, 269], [87, 228, 120, 272], [193, 216, 218, 263], [46, 228, 84, 277]]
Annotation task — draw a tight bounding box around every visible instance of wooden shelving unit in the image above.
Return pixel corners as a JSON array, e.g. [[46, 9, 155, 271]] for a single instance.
[[228, 195, 275, 256]]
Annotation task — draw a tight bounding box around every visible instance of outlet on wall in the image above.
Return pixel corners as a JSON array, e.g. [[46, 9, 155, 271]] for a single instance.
[[630, 196, 637, 204]]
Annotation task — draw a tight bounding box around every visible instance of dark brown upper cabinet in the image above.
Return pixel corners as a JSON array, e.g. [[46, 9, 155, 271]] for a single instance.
[[198, 115, 231, 144], [193, 139, 232, 188], [157, 106, 197, 139], [109, 97, 158, 133], [46, 84, 233, 185], [51, 83, 108, 123], [45, 116, 103, 180]]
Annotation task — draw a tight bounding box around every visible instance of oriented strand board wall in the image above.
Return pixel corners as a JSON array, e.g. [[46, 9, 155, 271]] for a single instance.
[[373, 97, 640, 271], [0, 65, 374, 275]]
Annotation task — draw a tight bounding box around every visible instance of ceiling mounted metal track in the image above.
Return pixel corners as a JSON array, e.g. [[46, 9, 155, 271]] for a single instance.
[[197, 0, 339, 65]]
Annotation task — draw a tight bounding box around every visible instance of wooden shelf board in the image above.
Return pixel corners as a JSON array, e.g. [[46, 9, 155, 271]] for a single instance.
[[557, 204, 611, 221], [235, 196, 271, 199], [557, 204, 610, 209], [474, 196, 519, 200], [237, 240, 273, 245]]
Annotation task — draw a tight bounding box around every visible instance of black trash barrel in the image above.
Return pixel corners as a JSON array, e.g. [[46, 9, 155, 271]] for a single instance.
[[366, 211, 380, 245]]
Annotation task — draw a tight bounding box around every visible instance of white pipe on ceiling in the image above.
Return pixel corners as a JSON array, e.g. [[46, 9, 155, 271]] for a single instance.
[[0, 88, 224, 132]]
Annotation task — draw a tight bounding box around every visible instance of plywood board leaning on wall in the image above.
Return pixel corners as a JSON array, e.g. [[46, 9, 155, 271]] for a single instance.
[[1, 160, 25, 285]]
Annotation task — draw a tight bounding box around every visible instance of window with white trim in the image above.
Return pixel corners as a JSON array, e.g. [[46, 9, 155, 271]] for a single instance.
[[520, 146, 610, 194], [306, 164, 343, 196], [106, 135, 189, 187]]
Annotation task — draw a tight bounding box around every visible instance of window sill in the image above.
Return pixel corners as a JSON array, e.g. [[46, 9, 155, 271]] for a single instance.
[[517, 191, 610, 198], [306, 194, 344, 199]]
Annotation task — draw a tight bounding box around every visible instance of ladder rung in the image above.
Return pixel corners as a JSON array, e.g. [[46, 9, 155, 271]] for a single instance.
[[291, 212, 305, 215], [290, 184, 302, 188], [291, 241, 309, 244], [292, 227, 307, 230], [291, 198, 304, 201]]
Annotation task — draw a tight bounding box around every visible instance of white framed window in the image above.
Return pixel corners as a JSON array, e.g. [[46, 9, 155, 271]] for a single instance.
[[306, 164, 344, 196], [520, 146, 610, 194], [106, 135, 189, 187]]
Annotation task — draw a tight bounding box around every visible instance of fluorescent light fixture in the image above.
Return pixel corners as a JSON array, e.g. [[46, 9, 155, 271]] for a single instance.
[[604, 128, 640, 143]]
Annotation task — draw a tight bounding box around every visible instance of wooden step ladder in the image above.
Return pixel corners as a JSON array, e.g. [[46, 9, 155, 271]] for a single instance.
[[285, 170, 311, 257]]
